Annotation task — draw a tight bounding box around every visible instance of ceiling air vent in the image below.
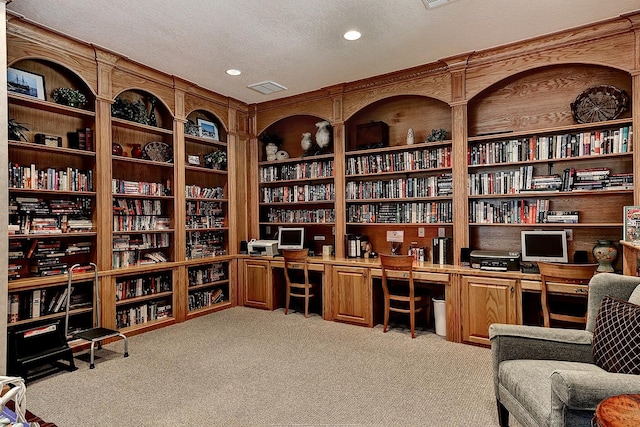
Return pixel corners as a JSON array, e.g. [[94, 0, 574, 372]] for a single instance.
[[248, 81, 287, 95], [421, 0, 456, 9]]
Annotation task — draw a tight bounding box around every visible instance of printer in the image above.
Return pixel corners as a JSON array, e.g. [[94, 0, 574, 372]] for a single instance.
[[247, 239, 279, 256], [470, 250, 521, 272]]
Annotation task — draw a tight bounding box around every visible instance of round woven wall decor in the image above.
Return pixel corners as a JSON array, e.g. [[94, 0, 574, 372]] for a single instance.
[[570, 85, 628, 124]]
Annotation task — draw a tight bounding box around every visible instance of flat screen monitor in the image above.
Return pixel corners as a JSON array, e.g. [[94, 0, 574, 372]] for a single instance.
[[521, 230, 568, 263], [277, 227, 305, 250]]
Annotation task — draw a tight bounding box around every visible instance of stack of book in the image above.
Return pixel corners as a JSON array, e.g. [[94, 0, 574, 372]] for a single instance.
[[572, 168, 610, 191], [543, 210, 579, 224]]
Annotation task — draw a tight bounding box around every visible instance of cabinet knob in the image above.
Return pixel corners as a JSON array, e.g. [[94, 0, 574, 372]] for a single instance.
[[510, 286, 515, 293]]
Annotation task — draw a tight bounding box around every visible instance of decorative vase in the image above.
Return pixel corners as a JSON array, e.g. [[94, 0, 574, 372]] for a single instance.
[[131, 144, 143, 159], [315, 121, 331, 153], [112, 142, 123, 156], [407, 128, 415, 145], [592, 240, 618, 272]]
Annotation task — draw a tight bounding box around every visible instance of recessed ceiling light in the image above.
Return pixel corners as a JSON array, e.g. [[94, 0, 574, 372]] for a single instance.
[[343, 30, 361, 41], [226, 69, 241, 76]]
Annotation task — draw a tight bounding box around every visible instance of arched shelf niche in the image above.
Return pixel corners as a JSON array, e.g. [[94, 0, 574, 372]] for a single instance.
[[467, 63, 632, 138], [8, 58, 96, 110], [259, 114, 331, 161], [344, 95, 452, 152]]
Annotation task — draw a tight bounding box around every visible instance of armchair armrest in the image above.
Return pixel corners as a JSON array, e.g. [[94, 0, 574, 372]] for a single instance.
[[490, 324, 593, 365], [551, 369, 640, 410]]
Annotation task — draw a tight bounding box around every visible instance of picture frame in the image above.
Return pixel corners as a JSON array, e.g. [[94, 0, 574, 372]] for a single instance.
[[7, 67, 45, 100], [187, 154, 201, 165], [623, 206, 640, 244], [197, 118, 219, 141]]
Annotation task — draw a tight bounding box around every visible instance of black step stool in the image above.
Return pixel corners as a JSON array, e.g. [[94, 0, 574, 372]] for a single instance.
[[65, 263, 129, 369]]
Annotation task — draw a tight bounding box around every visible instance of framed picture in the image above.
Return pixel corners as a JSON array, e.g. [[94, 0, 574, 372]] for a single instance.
[[623, 206, 640, 244], [7, 67, 45, 100], [197, 118, 219, 141], [187, 154, 201, 165]]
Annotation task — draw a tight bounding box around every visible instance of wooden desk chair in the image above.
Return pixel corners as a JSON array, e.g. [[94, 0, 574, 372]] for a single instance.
[[282, 249, 316, 318], [537, 261, 598, 328], [379, 254, 430, 339]]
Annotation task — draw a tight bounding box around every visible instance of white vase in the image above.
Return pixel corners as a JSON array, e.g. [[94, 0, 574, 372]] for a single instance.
[[301, 132, 312, 153], [315, 121, 331, 151], [407, 128, 415, 145]]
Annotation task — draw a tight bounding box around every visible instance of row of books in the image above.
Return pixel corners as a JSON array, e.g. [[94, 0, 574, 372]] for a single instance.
[[468, 126, 633, 165], [68, 127, 94, 151], [186, 216, 225, 230], [259, 160, 334, 182], [188, 288, 225, 311], [113, 233, 171, 250], [115, 300, 172, 329], [345, 147, 452, 175], [185, 185, 225, 199], [265, 208, 335, 224], [188, 262, 228, 286], [260, 183, 335, 203], [115, 273, 171, 301], [186, 230, 226, 259], [112, 248, 169, 269], [112, 179, 171, 196], [185, 201, 225, 217], [346, 174, 453, 200], [10, 197, 92, 215], [469, 166, 633, 196], [469, 199, 550, 224], [113, 198, 165, 216], [347, 201, 453, 224], [10, 213, 93, 235], [113, 216, 170, 232], [8, 286, 92, 323], [9, 163, 94, 192]]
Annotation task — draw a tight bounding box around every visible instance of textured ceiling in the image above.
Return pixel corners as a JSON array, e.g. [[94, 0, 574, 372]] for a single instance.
[[6, 0, 640, 104]]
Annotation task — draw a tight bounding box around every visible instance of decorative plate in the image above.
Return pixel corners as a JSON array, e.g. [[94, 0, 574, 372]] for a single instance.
[[143, 141, 173, 163], [571, 85, 628, 124]]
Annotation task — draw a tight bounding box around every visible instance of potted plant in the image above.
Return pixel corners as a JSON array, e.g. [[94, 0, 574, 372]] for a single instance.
[[8, 118, 29, 142], [52, 87, 88, 108], [204, 149, 227, 170]]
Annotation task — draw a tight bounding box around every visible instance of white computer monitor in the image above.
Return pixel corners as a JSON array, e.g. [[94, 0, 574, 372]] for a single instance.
[[521, 230, 569, 263], [277, 227, 305, 250]]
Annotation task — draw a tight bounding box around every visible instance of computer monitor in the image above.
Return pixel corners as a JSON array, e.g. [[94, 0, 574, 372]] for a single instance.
[[521, 230, 568, 263], [277, 227, 305, 250]]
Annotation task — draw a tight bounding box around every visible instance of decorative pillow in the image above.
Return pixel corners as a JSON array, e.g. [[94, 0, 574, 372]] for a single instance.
[[592, 296, 640, 374], [629, 284, 640, 305]]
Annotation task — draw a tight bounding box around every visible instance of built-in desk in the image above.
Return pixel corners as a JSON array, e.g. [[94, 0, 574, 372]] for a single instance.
[[237, 255, 595, 346]]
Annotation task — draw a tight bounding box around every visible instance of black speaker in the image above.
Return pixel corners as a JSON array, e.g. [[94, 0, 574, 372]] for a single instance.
[[240, 240, 248, 254], [460, 247, 471, 267], [574, 250, 588, 264]]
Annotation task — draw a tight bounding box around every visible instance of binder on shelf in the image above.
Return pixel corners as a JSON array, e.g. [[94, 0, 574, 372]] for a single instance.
[[432, 237, 453, 265]]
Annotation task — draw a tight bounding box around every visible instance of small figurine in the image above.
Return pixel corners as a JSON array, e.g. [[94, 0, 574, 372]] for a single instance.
[[301, 132, 313, 156], [265, 142, 278, 161]]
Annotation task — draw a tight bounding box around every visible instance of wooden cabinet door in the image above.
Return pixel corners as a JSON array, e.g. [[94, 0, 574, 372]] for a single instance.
[[461, 276, 517, 346], [332, 266, 372, 326], [243, 260, 272, 310]]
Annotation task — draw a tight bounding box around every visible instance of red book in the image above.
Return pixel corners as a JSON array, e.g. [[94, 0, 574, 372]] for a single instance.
[[85, 127, 93, 151]]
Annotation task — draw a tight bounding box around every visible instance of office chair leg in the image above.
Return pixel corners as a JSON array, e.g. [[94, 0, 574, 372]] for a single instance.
[[285, 285, 290, 315], [410, 311, 416, 339], [304, 291, 310, 318], [383, 299, 390, 333]]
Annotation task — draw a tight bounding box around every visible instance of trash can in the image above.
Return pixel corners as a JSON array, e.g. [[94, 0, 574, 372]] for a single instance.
[[432, 298, 446, 337]]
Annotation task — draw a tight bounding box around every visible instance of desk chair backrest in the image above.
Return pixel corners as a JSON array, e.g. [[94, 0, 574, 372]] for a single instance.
[[379, 254, 429, 338], [537, 261, 598, 328], [282, 249, 313, 317]]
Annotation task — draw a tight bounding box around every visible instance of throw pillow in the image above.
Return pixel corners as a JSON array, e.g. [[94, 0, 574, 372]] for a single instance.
[[592, 296, 640, 374], [629, 284, 640, 305]]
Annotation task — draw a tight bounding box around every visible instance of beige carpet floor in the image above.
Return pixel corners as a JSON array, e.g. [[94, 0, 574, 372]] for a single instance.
[[23, 306, 502, 426]]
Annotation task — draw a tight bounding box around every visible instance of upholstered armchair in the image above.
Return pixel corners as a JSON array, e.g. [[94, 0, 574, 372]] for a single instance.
[[490, 272, 640, 427]]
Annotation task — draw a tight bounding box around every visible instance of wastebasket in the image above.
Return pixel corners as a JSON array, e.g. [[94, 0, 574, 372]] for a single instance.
[[432, 298, 446, 337]]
